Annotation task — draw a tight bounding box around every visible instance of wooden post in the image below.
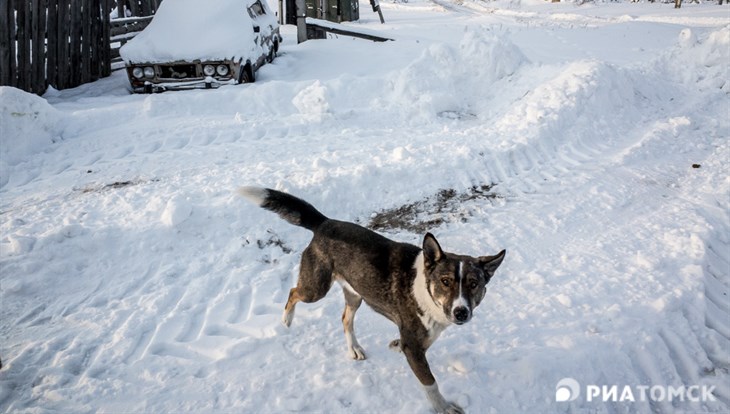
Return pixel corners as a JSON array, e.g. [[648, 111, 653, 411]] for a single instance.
[[296, 0, 306, 43], [369, 0, 384, 24]]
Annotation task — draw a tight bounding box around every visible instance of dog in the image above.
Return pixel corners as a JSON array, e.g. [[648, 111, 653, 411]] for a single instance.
[[239, 187, 505, 414]]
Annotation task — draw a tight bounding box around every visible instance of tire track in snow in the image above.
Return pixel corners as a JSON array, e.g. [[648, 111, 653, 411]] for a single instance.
[[462, 47, 730, 412]]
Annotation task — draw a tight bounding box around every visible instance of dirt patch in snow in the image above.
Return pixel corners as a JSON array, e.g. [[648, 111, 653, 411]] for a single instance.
[[367, 184, 500, 233], [75, 179, 159, 194], [256, 230, 293, 254]]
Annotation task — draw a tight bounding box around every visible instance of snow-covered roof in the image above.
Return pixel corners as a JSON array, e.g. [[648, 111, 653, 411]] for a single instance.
[[120, 0, 276, 63]]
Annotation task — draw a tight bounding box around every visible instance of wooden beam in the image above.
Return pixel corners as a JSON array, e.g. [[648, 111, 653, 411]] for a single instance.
[[305, 18, 393, 42]]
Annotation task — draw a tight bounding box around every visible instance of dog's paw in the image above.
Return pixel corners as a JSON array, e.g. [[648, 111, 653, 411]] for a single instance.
[[388, 339, 402, 353], [281, 310, 294, 327], [441, 402, 465, 414], [425, 384, 465, 414], [348, 344, 367, 360]]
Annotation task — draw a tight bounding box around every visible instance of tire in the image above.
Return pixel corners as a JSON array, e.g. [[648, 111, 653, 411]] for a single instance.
[[239, 63, 255, 84], [267, 40, 278, 63]]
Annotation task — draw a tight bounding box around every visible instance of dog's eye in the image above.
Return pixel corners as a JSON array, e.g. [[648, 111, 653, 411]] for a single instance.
[[469, 280, 478, 289], [441, 278, 451, 287]]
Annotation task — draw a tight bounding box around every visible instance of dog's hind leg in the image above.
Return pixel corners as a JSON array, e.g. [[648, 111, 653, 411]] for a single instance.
[[282, 246, 333, 327], [341, 286, 366, 360], [282, 288, 302, 327]]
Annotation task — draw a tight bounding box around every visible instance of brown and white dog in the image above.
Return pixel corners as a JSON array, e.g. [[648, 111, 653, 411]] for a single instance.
[[240, 187, 505, 414]]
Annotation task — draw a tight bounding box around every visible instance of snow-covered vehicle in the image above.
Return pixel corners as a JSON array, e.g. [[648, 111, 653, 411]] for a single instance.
[[120, 0, 282, 93]]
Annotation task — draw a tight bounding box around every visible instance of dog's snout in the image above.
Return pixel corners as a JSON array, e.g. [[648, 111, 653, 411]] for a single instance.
[[453, 306, 470, 323]]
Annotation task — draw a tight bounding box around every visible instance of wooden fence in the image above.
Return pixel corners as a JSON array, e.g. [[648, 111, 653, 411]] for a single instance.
[[0, 0, 159, 95], [110, 14, 153, 62]]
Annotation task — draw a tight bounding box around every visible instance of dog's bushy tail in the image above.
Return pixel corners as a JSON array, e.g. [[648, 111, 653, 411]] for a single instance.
[[239, 187, 328, 231]]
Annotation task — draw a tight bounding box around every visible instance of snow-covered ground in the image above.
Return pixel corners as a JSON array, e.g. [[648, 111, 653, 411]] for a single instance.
[[1, 0, 728, 412]]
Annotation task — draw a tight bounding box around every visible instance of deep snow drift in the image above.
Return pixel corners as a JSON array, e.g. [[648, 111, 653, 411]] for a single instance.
[[1, 1, 728, 413]]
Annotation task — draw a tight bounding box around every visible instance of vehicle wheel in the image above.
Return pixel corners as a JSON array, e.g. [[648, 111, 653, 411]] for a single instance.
[[267, 40, 278, 63], [239, 63, 255, 84]]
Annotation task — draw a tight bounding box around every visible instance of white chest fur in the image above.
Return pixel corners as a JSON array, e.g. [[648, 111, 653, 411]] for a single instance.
[[412, 252, 451, 342]]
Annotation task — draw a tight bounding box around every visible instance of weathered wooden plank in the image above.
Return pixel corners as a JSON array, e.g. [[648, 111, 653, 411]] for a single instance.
[[101, 0, 111, 76], [128, 0, 138, 16], [17, 0, 32, 91], [93, 0, 99, 81], [140, 0, 150, 16], [58, 0, 71, 88], [70, 0, 81, 86], [81, 0, 91, 83], [110, 15, 152, 36], [32, 0, 46, 94], [47, 0, 58, 89], [305, 18, 393, 42], [0, 0, 13, 86], [92, 0, 99, 81], [88, 0, 95, 81], [94, 0, 104, 80]]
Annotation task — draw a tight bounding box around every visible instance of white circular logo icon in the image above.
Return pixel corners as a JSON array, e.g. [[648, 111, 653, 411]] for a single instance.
[[556, 378, 580, 402]]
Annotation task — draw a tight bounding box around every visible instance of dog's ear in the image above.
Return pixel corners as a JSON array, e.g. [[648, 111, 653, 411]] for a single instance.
[[479, 250, 506, 277], [422, 233, 444, 265]]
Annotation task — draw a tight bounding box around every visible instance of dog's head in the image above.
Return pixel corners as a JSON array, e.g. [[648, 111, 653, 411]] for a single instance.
[[421, 233, 505, 325]]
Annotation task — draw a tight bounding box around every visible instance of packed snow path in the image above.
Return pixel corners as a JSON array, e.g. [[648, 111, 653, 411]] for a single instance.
[[1, 1, 728, 413]]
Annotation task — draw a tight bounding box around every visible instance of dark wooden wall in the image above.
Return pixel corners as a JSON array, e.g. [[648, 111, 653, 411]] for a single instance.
[[0, 0, 159, 95]]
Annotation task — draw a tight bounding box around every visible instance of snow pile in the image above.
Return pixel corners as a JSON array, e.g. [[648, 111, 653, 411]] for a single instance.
[[120, 0, 276, 63], [161, 196, 194, 227], [387, 28, 527, 122], [0, 87, 63, 187], [662, 26, 729, 92], [491, 60, 645, 152], [292, 80, 332, 122]]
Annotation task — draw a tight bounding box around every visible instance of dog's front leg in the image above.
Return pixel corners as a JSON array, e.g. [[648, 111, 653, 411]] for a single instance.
[[400, 336, 464, 414]]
